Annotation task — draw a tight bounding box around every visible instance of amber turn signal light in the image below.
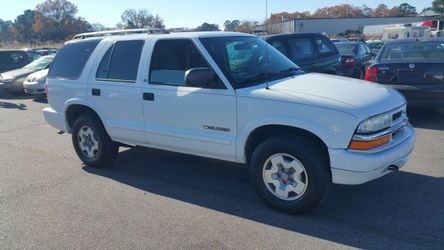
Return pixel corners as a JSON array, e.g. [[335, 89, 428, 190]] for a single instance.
[[349, 135, 391, 150]]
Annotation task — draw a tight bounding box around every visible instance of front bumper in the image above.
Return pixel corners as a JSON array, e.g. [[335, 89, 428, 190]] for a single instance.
[[42, 107, 67, 132], [23, 81, 45, 94], [329, 124, 415, 185]]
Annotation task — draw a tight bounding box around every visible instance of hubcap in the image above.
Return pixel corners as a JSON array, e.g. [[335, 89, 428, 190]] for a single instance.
[[77, 126, 99, 159], [262, 153, 308, 201]]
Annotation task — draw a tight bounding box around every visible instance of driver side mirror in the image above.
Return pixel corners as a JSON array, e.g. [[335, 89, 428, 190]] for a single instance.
[[184, 67, 215, 88]]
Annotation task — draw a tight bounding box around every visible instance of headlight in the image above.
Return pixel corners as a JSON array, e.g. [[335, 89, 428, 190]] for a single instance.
[[36, 78, 46, 84], [356, 112, 391, 134]]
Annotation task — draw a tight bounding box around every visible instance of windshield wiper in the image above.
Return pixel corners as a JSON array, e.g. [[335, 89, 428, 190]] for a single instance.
[[278, 67, 301, 75]]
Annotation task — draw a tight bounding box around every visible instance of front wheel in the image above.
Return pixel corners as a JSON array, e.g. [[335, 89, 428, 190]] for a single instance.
[[249, 136, 331, 213], [72, 115, 119, 168]]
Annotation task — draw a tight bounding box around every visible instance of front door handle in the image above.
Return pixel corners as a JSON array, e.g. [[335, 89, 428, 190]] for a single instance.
[[143, 92, 155, 101], [92, 88, 101, 96]]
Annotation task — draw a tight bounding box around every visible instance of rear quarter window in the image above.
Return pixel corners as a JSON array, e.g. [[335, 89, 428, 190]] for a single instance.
[[48, 39, 101, 80]]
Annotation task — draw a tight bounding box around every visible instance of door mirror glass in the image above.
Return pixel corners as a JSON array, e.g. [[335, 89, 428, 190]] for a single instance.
[[184, 67, 215, 88]]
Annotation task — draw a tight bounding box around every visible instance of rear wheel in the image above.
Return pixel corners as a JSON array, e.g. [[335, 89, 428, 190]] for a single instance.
[[72, 115, 118, 168], [249, 136, 331, 213]]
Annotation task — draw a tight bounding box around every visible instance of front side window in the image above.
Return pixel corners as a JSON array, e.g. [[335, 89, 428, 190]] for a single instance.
[[201, 36, 303, 88], [96, 40, 144, 82], [289, 38, 315, 60], [149, 39, 224, 88], [48, 39, 100, 80]]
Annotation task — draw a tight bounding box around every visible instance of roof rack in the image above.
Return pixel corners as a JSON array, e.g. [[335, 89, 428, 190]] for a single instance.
[[72, 28, 169, 40]]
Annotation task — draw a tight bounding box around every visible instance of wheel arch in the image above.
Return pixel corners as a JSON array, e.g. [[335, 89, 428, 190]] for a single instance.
[[236, 116, 339, 163], [64, 102, 106, 134]]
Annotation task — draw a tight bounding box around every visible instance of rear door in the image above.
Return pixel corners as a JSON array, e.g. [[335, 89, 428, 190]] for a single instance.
[[87, 39, 146, 144]]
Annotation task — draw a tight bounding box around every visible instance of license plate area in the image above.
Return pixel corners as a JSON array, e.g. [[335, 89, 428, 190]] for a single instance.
[[398, 70, 424, 83]]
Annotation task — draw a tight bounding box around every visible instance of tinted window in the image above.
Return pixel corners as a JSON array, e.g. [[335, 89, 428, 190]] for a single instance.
[[0, 52, 28, 65], [315, 37, 336, 55], [48, 39, 100, 80], [271, 40, 288, 56], [150, 39, 224, 88], [288, 38, 314, 60], [96, 40, 144, 82]]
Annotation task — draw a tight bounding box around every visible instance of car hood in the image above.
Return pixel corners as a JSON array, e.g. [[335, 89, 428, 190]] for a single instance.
[[27, 69, 48, 81], [0, 68, 35, 80], [266, 73, 406, 118]]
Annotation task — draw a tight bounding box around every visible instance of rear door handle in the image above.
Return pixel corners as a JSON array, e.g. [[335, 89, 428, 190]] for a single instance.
[[143, 92, 155, 101], [92, 88, 101, 96]]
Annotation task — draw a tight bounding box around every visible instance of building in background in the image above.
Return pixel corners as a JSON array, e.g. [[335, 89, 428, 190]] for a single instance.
[[257, 16, 438, 36]]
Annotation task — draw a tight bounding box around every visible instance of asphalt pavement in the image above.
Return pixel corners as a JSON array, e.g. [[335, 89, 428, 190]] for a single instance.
[[0, 93, 443, 249]]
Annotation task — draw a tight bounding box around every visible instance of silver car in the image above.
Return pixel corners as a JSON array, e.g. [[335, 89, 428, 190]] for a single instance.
[[23, 69, 49, 95], [0, 55, 53, 94]]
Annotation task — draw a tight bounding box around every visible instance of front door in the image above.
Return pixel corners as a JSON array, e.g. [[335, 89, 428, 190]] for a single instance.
[[141, 39, 237, 161]]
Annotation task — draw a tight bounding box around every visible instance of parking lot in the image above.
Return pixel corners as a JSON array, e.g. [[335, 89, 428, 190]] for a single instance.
[[0, 94, 443, 249]]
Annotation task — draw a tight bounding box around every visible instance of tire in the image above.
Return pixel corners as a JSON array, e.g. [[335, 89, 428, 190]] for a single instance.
[[249, 135, 331, 213], [72, 115, 119, 168]]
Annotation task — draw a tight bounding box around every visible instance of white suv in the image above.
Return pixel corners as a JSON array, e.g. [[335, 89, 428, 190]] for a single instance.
[[43, 32, 415, 213]]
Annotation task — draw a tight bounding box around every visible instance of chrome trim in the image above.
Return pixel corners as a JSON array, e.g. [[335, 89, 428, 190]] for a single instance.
[[352, 119, 408, 141]]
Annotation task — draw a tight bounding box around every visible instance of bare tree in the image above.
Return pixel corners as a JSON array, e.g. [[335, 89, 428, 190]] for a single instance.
[[121, 9, 164, 29]]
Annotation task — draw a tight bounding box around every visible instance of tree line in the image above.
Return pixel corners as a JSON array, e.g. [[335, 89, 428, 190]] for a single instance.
[[0, 0, 443, 44]]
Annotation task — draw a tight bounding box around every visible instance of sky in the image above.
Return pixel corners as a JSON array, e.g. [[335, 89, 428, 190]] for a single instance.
[[0, 0, 432, 29]]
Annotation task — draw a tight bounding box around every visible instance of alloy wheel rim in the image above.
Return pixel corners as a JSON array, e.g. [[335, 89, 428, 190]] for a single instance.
[[262, 153, 308, 201], [77, 126, 99, 159]]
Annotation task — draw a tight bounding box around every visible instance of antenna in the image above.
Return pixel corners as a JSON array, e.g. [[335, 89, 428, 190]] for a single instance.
[[265, 0, 270, 90]]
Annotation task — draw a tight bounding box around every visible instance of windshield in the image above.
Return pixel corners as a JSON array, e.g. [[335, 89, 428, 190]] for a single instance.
[[335, 44, 357, 55], [23, 56, 53, 70], [380, 42, 444, 61], [200, 36, 302, 88]]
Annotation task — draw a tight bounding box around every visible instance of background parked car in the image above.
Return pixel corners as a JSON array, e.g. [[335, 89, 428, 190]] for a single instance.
[[0, 55, 53, 94], [33, 48, 58, 56], [265, 33, 342, 75], [335, 41, 374, 79], [365, 38, 444, 107], [0, 49, 42, 73], [366, 40, 384, 55], [23, 69, 49, 95]]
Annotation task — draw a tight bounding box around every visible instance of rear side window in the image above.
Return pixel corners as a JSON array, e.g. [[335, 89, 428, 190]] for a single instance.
[[315, 37, 336, 55], [271, 40, 288, 56], [48, 39, 100, 80], [96, 40, 144, 82], [0, 52, 28, 65], [288, 38, 315, 60]]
